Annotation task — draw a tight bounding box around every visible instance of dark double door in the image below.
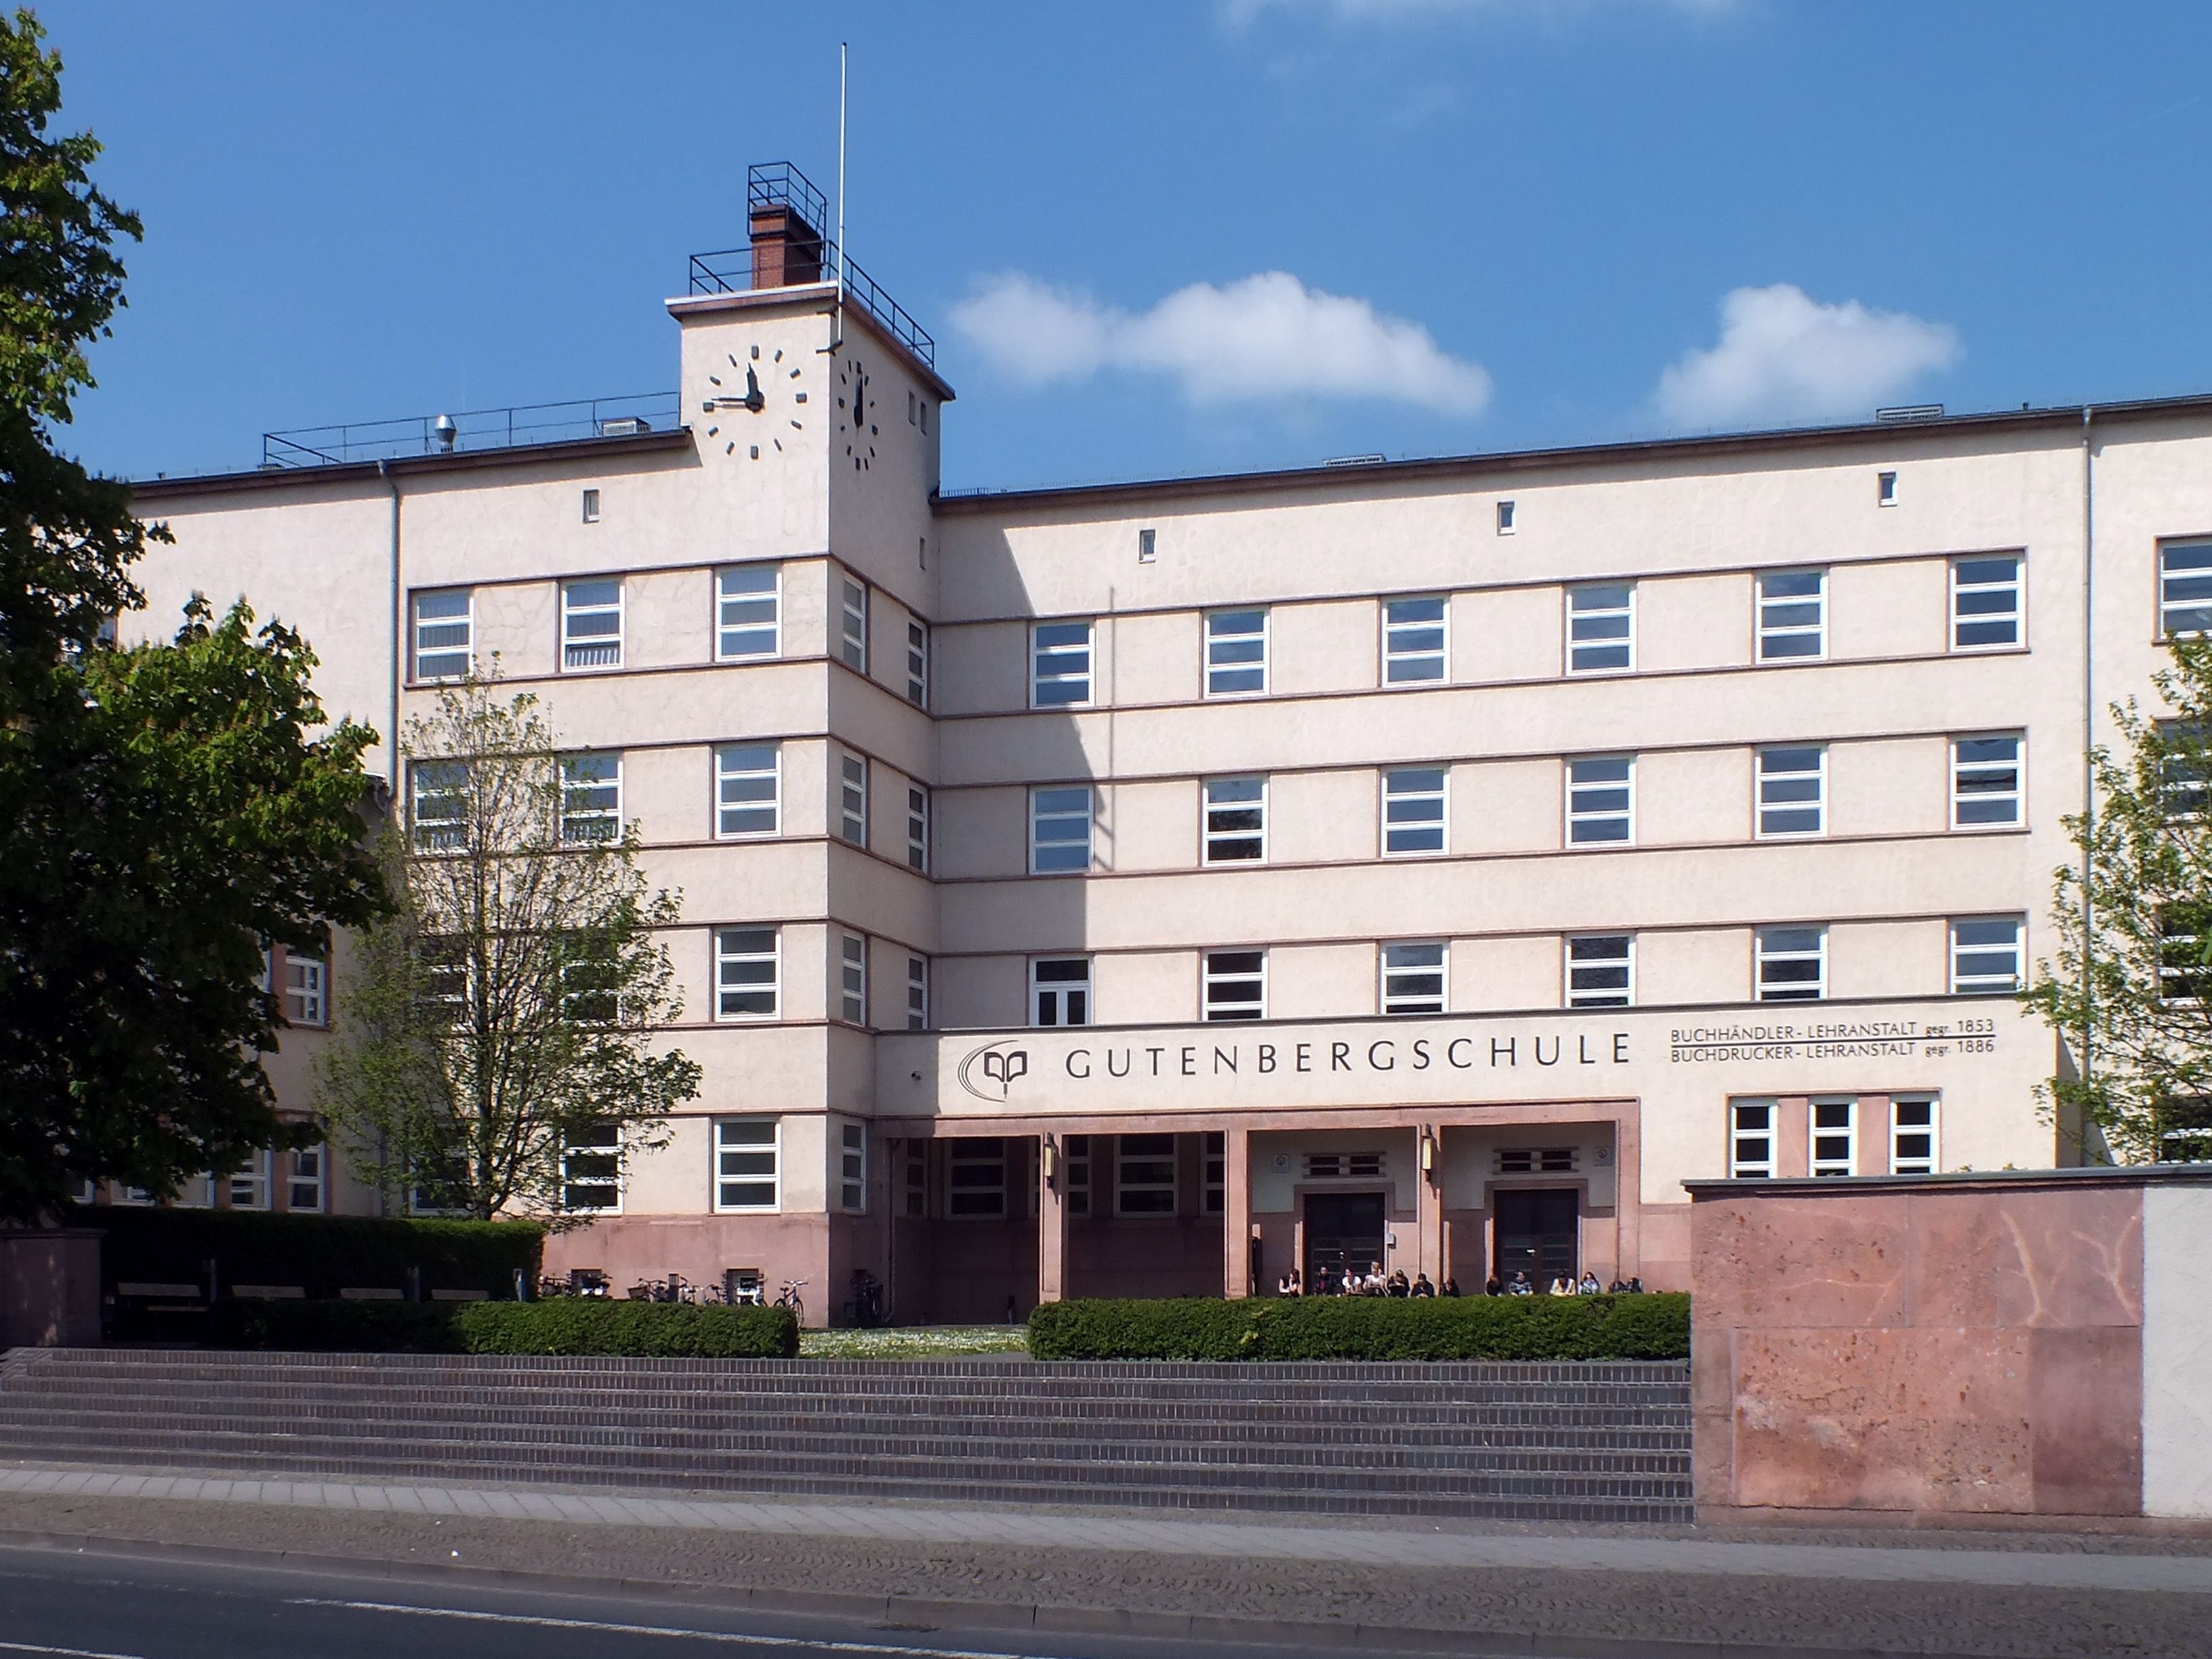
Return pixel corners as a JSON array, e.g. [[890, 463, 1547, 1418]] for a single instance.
[[1303, 1191, 1387, 1285], [1493, 1187, 1579, 1282]]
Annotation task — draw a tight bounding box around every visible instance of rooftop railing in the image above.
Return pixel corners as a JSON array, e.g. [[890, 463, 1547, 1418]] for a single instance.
[[686, 239, 937, 369], [260, 392, 680, 469]]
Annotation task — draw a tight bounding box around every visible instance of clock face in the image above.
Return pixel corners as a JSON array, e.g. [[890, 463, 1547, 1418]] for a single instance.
[[838, 356, 878, 472], [702, 344, 808, 462]]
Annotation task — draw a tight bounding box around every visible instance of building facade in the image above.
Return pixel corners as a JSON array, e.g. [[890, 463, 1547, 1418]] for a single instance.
[[117, 172, 2212, 1321]]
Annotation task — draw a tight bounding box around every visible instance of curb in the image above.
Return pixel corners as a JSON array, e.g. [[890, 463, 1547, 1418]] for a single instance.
[[0, 1523, 1924, 1658]]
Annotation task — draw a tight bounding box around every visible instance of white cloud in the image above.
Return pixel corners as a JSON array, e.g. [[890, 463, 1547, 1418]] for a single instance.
[[949, 271, 1491, 416], [1654, 284, 1963, 430]]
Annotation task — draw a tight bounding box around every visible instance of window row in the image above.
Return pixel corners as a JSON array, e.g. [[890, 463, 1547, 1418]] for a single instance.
[[411, 748, 933, 872], [1728, 1094, 1940, 1178], [81, 1144, 329, 1212], [1024, 555, 2024, 708], [1022, 735, 2024, 874], [410, 567, 928, 706], [713, 928, 929, 1029]]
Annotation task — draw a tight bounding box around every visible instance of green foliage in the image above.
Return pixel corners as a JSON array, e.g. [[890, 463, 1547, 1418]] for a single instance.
[[0, 15, 387, 1222], [2026, 636, 2212, 1162], [315, 679, 699, 1224], [209, 1297, 799, 1358], [1026, 1294, 1692, 1363], [76, 1205, 543, 1298]]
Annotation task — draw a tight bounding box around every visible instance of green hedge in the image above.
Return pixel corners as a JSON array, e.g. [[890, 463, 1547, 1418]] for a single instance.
[[208, 1298, 799, 1357], [68, 1204, 544, 1300], [1026, 1293, 1690, 1362]]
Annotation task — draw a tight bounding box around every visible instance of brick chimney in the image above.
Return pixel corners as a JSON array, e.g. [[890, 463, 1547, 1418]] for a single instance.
[[750, 199, 825, 290]]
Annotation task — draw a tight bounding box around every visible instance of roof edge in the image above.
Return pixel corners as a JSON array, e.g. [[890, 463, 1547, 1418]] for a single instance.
[[935, 394, 2212, 516], [129, 426, 695, 501]]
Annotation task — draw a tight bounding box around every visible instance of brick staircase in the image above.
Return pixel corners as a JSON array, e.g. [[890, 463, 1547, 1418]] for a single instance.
[[0, 1348, 1693, 1523]]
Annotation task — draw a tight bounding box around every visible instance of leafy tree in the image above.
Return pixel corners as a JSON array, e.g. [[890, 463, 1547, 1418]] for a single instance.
[[315, 679, 700, 1225], [2026, 636, 2212, 1164], [0, 11, 387, 1223]]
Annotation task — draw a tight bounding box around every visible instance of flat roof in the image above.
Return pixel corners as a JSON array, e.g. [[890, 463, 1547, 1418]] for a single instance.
[[130, 426, 694, 502], [932, 392, 2212, 516]]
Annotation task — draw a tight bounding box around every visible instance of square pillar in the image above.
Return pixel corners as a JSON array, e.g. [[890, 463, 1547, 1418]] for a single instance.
[[1038, 1133, 1069, 1305], [1416, 1126, 1446, 1286], [1, 1229, 102, 1347], [1223, 1128, 1254, 1298]]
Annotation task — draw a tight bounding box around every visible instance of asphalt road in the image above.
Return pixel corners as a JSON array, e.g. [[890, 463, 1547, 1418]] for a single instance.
[[0, 1540, 1378, 1659]]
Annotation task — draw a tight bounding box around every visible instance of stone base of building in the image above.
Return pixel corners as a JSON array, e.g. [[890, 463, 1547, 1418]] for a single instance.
[[0, 1229, 102, 1349]]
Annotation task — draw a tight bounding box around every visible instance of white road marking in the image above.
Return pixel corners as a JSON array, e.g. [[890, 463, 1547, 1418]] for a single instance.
[[286, 1599, 1067, 1657], [0, 1642, 146, 1659]]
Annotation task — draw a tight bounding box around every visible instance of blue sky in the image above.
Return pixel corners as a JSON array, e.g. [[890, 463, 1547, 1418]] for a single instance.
[[39, 1, 2212, 491]]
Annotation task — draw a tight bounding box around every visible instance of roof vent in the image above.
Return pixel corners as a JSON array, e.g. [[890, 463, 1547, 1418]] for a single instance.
[[1875, 404, 1944, 424], [1323, 453, 1388, 467]]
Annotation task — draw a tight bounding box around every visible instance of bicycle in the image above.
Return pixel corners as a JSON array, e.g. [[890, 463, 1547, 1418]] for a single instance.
[[774, 1277, 807, 1322], [841, 1268, 885, 1328]]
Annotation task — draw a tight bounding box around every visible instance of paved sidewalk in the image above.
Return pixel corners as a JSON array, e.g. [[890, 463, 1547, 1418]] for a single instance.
[[4, 1462, 2209, 1595]]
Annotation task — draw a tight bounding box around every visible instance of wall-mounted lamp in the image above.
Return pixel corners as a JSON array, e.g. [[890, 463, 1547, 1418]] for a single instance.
[[1042, 1134, 1061, 1185], [1419, 1128, 1438, 1174]]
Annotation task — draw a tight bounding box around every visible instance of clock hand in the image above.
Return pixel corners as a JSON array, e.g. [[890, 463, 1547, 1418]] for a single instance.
[[743, 365, 763, 411]]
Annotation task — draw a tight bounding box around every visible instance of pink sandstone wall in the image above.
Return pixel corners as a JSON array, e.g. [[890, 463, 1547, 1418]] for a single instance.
[[1690, 1176, 2146, 1525], [0, 1230, 102, 1348]]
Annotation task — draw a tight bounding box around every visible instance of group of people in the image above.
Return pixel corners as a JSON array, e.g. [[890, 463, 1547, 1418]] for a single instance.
[[1273, 1265, 1648, 1298], [1485, 1271, 1646, 1296], [1276, 1263, 1448, 1297]]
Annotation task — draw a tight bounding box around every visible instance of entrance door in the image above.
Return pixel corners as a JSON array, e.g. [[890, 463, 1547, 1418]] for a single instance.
[[1303, 1191, 1387, 1286], [1492, 1188, 1578, 1284]]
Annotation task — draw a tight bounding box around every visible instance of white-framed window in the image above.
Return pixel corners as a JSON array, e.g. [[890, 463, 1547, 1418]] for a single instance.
[[840, 1122, 867, 1214], [1116, 1134, 1179, 1216], [286, 1145, 325, 1213], [1565, 933, 1633, 1008], [66, 1175, 96, 1205], [558, 752, 621, 844], [1031, 957, 1091, 1026], [714, 1118, 779, 1211], [562, 1125, 621, 1213], [1496, 499, 1516, 535], [1811, 1098, 1856, 1176], [1137, 527, 1157, 564], [1567, 583, 1635, 674], [1950, 915, 2024, 994], [409, 760, 469, 851], [905, 620, 928, 707], [714, 927, 779, 1020], [561, 578, 623, 670], [283, 951, 327, 1027], [1891, 1097, 1938, 1174], [1029, 785, 1092, 874], [1757, 569, 1826, 661], [228, 1150, 270, 1210], [947, 1138, 1008, 1219], [175, 1173, 215, 1209], [1065, 1134, 1092, 1217], [907, 955, 929, 1030], [839, 752, 869, 846], [715, 565, 780, 660], [1031, 619, 1094, 708], [905, 785, 929, 872], [581, 487, 602, 523], [1204, 1131, 1225, 1215], [2160, 539, 2212, 639], [1952, 555, 2022, 651], [1756, 925, 1827, 1002], [410, 590, 472, 681], [714, 743, 780, 838], [1567, 756, 1634, 845], [1952, 733, 2023, 828], [563, 935, 617, 1024], [1202, 776, 1267, 864], [1381, 766, 1447, 856], [1382, 595, 1448, 684], [840, 576, 869, 672], [2161, 722, 2212, 820], [1729, 1100, 1775, 1178], [1755, 745, 1826, 838], [1202, 949, 1266, 1021], [2160, 909, 2210, 1004], [1877, 470, 1898, 507], [839, 933, 868, 1026], [1380, 941, 1446, 1015], [1204, 609, 1268, 697]]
